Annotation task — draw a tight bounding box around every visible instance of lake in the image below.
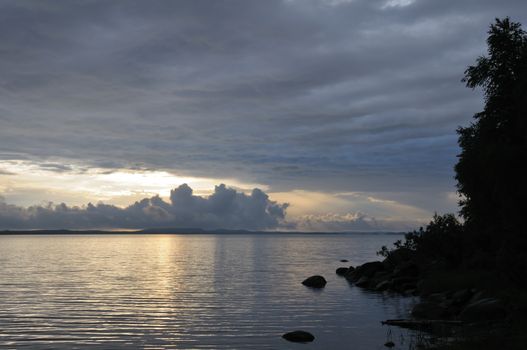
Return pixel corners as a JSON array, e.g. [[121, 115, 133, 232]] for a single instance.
[[0, 233, 416, 349]]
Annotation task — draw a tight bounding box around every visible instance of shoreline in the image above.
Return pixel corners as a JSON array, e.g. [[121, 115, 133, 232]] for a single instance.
[[341, 248, 527, 349]]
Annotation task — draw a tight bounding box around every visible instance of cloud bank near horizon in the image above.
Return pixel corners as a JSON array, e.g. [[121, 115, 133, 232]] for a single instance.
[[0, 184, 288, 231], [0, 183, 424, 231]]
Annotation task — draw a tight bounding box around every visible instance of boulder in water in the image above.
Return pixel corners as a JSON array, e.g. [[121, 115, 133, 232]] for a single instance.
[[282, 330, 315, 343], [302, 275, 327, 288], [336, 267, 349, 276]]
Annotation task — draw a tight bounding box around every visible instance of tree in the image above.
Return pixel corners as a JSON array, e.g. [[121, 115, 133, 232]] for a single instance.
[[456, 18, 527, 239]]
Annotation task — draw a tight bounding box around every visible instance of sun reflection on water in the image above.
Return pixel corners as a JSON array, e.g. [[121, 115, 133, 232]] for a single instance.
[[0, 233, 412, 349]]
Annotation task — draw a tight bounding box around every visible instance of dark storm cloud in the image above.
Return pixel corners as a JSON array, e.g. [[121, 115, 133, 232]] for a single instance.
[[0, 184, 288, 230], [1, 0, 527, 197]]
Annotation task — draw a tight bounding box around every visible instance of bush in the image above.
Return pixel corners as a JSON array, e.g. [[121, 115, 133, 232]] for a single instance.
[[378, 214, 464, 266]]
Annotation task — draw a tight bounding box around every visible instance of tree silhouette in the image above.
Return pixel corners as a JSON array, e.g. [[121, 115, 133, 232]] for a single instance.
[[456, 18, 527, 240], [379, 18, 527, 287]]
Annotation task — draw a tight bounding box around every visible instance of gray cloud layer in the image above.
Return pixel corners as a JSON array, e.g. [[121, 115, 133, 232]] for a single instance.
[[1, 0, 527, 216], [0, 184, 288, 230]]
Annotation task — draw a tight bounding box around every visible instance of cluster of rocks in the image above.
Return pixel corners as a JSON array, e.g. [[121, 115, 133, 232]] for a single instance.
[[337, 248, 509, 324], [411, 290, 507, 322], [338, 248, 421, 295], [284, 253, 509, 344]]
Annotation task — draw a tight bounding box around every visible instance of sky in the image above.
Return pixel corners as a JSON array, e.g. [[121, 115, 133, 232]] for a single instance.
[[1, 0, 526, 231]]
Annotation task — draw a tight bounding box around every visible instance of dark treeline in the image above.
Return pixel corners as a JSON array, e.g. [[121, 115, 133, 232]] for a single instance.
[[381, 17, 527, 287], [361, 18, 527, 349]]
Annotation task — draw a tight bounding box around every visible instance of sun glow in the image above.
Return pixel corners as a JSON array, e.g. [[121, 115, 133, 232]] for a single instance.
[[0, 159, 267, 207]]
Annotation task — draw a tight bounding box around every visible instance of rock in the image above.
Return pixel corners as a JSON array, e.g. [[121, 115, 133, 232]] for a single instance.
[[391, 277, 418, 292], [384, 341, 396, 348], [345, 271, 357, 280], [336, 267, 349, 276], [355, 276, 371, 288], [372, 271, 393, 280], [340, 259, 349, 262], [375, 280, 391, 291], [343, 266, 355, 277], [282, 330, 315, 343], [411, 302, 447, 319], [302, 275, 327, 288], [459, 298, 507, 322], [354, 261, 384, 279]]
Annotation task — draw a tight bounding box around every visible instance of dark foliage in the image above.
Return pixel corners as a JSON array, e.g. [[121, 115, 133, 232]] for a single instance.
[[456, 18, 527, 236], [380, 18, 527, 285], [378, 214, 464, 267]]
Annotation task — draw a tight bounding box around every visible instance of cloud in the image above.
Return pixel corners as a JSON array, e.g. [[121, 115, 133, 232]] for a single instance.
[[293, 212, 423, 232], [37, 163, 73, 172], [2, 1, 526, 194], [0, 184, 288, 230], [1, 1, 526, 218]]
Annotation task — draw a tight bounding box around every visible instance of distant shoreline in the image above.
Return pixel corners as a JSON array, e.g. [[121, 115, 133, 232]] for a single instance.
[[0, 229, 405, 235]]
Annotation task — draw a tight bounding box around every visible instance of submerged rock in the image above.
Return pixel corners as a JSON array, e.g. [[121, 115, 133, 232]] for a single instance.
[[282, 330, 315, 343], [336, 267, 349, 276], [302, 275, 327, 288]]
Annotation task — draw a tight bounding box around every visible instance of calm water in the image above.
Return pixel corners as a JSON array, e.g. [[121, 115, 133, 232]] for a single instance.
[[0, 233, 415, 349]]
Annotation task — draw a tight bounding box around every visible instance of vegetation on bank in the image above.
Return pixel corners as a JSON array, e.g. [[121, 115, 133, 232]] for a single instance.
[[380, 16, 527, 290], [344, 17, 527, 349]]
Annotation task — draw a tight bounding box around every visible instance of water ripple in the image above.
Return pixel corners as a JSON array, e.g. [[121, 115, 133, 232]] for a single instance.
[[0, 233, 412, 349]]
